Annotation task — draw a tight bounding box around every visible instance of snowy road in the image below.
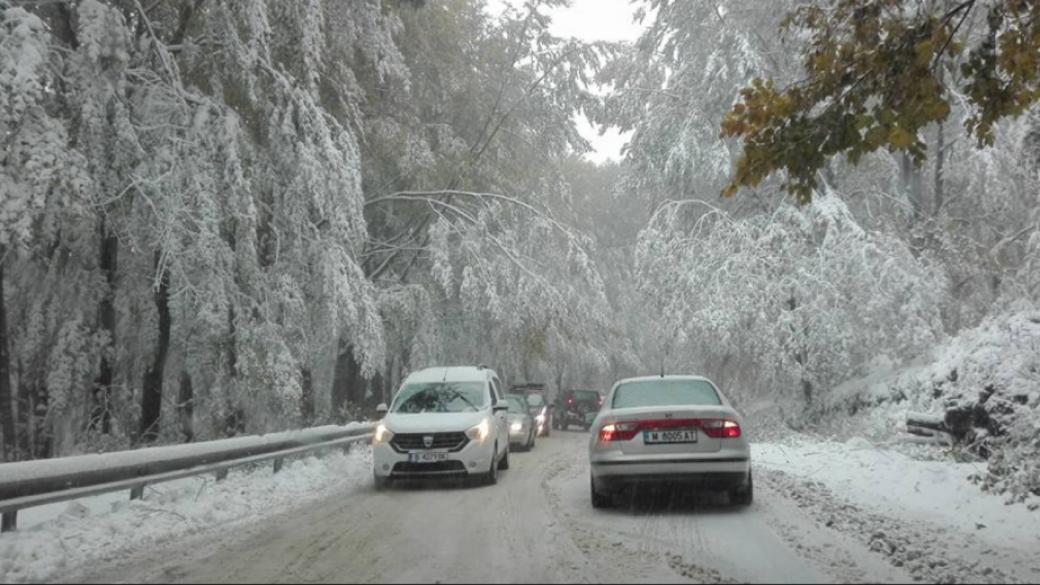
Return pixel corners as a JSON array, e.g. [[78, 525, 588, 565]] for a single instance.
[[59, 430, 1031, 585]]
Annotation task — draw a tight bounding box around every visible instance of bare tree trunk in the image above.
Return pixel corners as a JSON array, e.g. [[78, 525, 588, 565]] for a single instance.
[[223, 305, 245, 437], [934, 122, 946, 218], [139, 253, 170, 443], [177, 369, 194, 442], [900, 153, 925, 224], [331, 338, 362, 419], [786, 296, 813, 406], [300, 367, 314, 425], [90, 225, 118, 434], [0, 259, 16, 461]]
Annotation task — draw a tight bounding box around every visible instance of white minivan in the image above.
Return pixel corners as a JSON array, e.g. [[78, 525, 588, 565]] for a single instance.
[[372, 366, 511, 488]]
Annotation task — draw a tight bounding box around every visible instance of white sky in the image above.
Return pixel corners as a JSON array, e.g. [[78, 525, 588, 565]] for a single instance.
[[485, 0, 646, 164]]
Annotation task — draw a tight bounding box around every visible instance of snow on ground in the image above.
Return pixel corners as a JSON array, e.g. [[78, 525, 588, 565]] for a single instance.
[[0, 446, 373, 584], [754, 436, 1040, 580]]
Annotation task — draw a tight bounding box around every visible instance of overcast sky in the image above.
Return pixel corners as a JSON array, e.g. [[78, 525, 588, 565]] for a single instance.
[[485, 0, 647, 164]]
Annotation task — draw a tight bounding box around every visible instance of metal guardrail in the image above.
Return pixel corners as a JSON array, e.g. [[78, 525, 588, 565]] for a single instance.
[[0, 424, 375, 533]]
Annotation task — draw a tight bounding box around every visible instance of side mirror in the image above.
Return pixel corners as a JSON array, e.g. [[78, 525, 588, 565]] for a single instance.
[[493, 403, 509, 412], [376, 403, 388, 416]]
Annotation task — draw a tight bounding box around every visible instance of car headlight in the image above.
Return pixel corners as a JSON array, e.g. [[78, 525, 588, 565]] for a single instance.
[[372, 423, 394, 446], [466, 418, 491, 443], [510, 421, 523, 432]]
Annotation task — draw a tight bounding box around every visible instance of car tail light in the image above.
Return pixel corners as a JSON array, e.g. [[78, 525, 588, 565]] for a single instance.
[[701, 419, 742, 439], [598, 422, 638, 442]]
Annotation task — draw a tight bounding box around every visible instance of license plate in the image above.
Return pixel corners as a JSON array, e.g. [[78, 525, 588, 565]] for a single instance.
[[643, 429, 698, 444], [408, 452, 450, 463]]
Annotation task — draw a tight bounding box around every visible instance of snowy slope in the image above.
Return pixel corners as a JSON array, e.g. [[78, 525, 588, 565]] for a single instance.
[[811, 307, 1040, 502]]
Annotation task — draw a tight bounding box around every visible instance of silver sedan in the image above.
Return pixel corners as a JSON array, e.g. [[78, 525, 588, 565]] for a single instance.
[[588, 375, 752, 508], [504, 394, 537, 451]]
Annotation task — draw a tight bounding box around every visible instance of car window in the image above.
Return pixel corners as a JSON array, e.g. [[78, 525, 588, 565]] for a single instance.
[[490, 378, 501, 402], [525, 393, 545, 407], [611, 379, 722, 409], [504, 395, 528, 414], [391, 382, 489, 413]]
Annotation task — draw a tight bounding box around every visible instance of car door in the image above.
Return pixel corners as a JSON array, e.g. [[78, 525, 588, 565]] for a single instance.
[[490, 377, 508, 455]]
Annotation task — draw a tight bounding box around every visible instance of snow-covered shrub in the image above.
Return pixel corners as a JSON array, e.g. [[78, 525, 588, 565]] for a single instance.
[[821, 306, 1040, 502]]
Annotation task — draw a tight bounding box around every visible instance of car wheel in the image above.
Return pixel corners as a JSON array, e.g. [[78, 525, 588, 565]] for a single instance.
[[484, 446, 500, 485], [590, 476, 612, 509], [500, 444, 510, 470], [730, 471, 753, 506]]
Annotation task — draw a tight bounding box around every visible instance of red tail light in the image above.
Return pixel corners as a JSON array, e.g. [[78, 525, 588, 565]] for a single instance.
[[598, 422, 639, 442], [701, 419, 742, 439], [598, 419, 742, 441]]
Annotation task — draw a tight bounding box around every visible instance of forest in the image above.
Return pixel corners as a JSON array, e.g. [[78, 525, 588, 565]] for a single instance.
[[1, 0, 1038, 499]]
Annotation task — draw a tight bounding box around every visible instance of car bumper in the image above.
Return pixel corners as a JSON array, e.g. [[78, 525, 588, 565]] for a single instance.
[[373, 439, 496, 479], [590, 454, 750, 489]]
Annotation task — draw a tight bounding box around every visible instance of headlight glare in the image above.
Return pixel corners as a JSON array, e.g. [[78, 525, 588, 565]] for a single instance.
[[372, 423, 393, 445], [466, 418, 491, 442]]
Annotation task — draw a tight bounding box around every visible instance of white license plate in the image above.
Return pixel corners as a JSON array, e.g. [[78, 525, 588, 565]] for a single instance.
[[408, 451, 450, 463], [644, 429, 698, 444]]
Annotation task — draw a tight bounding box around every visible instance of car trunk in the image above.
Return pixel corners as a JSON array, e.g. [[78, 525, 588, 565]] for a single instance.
[[610, 406, 733, 455]]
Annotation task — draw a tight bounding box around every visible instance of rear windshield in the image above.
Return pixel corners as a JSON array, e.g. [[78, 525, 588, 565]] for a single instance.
[[568, 390, 600, 402], [525, 393, 546, 407], [611, 379, 721, 409]]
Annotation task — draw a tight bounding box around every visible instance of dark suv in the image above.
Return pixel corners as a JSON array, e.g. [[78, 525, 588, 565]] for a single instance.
[[510, 382, 553, 436], [553, 389, 603, 431]]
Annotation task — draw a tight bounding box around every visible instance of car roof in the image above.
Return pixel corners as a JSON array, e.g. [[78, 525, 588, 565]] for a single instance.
[[404, 366, 495, 384], [613, 375, 715, 386]]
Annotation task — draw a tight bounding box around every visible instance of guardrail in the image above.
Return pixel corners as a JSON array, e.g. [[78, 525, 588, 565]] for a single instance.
[[0, 423, 375, 533]]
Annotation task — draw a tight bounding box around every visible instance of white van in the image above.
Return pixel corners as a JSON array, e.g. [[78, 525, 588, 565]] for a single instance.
[[372, 366, 510, 488]]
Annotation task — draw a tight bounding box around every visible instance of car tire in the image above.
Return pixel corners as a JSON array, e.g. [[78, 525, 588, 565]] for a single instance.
[[484, 447, 499, 485], [591, 476, 612, 509], [730, 471, 753, 506], [500, 444, 510, 470]]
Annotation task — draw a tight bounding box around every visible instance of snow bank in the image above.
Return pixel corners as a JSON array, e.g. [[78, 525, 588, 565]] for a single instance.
[[814, 306, 1040, 502], [0, 446, 373, 584], [754, 438, 1040, 558]]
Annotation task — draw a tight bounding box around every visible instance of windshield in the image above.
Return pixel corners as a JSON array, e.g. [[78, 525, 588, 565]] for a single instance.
[[566, 390, 601, 403], [525, 393, 546, 408], [391, 382, 488, 413], [504, 395, 528, 414], [611, 379, 721, 409]]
